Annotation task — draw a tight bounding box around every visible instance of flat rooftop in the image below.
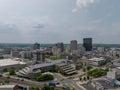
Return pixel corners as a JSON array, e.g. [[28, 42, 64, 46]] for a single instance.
[[89, 57, 105, 61], [0, 85, 15, 88], [0, 59, 26, 67], [30, 59, 66, 69], [116, 67, 120, 70]]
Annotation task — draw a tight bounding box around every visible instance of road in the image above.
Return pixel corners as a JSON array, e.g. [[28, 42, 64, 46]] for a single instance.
[[1, 72, 87, 90], [0, 74, 62, 90], [0, 76, 44, 88], [54, 73, 86, 90]]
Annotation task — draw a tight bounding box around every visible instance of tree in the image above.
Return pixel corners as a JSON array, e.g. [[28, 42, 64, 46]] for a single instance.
[[86, 66, 92, 71], [3, 68, 8, 72], [88, 68, 108, 78], [79, 77, 82, 81], [72, 88, 75, 90], [34, 87, 39, 90], [30, 87, 39, 90], [4, 80, 10, 84], [60, 71, 67, 76], [83, 77, 86, 81], [83, 68, 86, 72], [53, 66, 59, 72], [87, 76, 90, 80], [75, 65, 79, 70], [36, 74, 54, 81], [9, 68, 15, 75], [65, 87, 71, 90], [105, 67, 109, 71], [41, 84, 54, 90]]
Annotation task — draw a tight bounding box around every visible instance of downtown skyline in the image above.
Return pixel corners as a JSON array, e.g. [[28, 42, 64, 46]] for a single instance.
[[0, 0, 120, 44]]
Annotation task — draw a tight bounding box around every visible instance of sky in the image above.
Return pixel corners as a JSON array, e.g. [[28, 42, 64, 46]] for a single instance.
[[0, 0, 120, 44]]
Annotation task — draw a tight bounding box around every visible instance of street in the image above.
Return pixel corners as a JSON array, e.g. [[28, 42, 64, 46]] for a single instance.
[[54, 73, 86, 90], [0, 74, 62, 90]]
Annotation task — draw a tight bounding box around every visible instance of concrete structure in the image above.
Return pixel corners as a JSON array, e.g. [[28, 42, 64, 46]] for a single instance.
[[56, 63, 77, 75], [88, 57, 106, 66], [33, 42, 40, 50], [70, 40, 77, 50], [11, 50, 19, 58], [65, 46, 71, 54], [0, 84, 29, 90], [33, 50, 45, 63], [113, 59, 120, 67], [16, 66, 41, 78], [107, 67, 120, 80], [0, 58, 26, 72], [83, 38, 92, 51], [55, 42, 64, 52], [19, 51, 33, 59], [52, 46, 62, 57], [107, 70, 117, 79], [97, 47, 105, 53], [16, 59, 66, 78]]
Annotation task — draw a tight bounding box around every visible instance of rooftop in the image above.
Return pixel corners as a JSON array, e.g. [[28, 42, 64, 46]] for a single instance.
[[89, 57, 105, 61], [116, 67, 120, 70], [30, 59, 66, 69], [0, 85, 15, 88], [0, 58, 26, 67]]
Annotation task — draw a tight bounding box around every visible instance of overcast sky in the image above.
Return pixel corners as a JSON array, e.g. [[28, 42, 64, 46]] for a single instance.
[[0, 0, 120, 44]]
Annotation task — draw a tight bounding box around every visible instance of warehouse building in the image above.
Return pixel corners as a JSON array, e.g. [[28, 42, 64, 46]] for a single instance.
[[0, 58, 26, 72]]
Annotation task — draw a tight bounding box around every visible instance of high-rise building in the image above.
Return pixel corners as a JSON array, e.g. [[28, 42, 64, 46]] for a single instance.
[[33, 50, 45, 63], [70, 40, 77, 50], [33, 42, 40, 50], [55, 42, 64, 52], [83, 38, 92, 51]]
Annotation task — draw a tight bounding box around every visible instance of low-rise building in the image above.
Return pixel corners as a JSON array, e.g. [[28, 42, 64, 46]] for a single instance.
[[88, 57, 106, 66], [107, 67, 120, 80], [0, 58, 26, 72], [56, 63, 77, 75], [0, 84, 29, 90], [19, 51, 33, 59], [113, 59, 120, 67], [16, 59, 66, 78]]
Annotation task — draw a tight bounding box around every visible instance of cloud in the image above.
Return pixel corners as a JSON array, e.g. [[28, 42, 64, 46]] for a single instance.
[[76, 0, 95, 7], [72, 8, 78, 13], [33, 24, 45, 29], [72, 0, 98, 12], [0, 23, 18, 34]]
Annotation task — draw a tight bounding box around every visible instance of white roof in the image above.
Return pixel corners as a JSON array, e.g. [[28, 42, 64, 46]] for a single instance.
[[89, 57, 105, 61], [116, 67, 120, 70], [30, 59, 66, 69], [0, 85, 15, 88], [0, 59, 26, 67]]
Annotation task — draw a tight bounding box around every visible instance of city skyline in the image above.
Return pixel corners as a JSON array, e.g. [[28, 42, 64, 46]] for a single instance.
[[0, 0, 120, 44]]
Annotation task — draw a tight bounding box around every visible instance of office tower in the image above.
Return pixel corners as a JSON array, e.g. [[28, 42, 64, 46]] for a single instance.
[[33, 50, 45, 63], [70, 40, 77, 50], [83, 38, 92, 51], [55, 42, 64, 52], [33, 42, 40, 50]]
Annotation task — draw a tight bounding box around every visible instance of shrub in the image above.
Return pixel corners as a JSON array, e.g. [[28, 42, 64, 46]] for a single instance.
[[88, 69, 108, 78], [36, 74, 54, 81], [9, 68, 15, 75], [41, 84, 54, 90]]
